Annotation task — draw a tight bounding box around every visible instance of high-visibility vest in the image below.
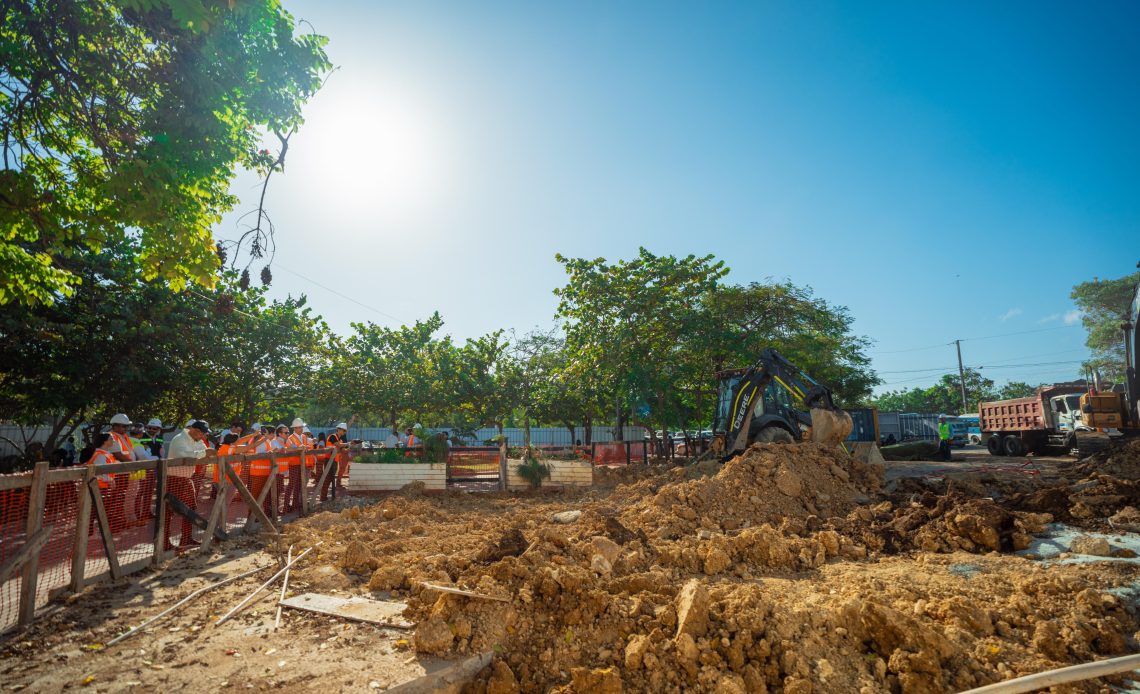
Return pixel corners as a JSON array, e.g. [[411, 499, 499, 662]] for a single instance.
[[405, 434, 417, 458], [248, 440, 273, 477], [111, 432, 135, 461], [213, 443, 242, 482], [86, 449, 116, 489]]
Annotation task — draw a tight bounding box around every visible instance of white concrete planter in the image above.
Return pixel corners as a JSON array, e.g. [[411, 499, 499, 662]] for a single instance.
[[506, 458, 593, 491], [346, 462, 446, 492]]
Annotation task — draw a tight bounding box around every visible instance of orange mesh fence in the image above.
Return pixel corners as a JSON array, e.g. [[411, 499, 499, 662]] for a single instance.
[[446, 447, 500, 480], [0, 479, 31, 632], [0, 453, 347, 633], [34, 479, 80, 615], [589, 442, 647, 465]]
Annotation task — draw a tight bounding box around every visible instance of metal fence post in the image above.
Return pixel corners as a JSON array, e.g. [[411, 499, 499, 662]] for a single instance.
[[18, 461, 49, 626], [642, 440, 647, 463]]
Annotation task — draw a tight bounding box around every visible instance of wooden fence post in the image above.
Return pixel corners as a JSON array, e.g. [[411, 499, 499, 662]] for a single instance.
[[269, 454, 279, 522], [152, 459, 168, 566], [498, 438, 508, 492], [71, 466, 95, 592], [17, 461, 49, 626], [299, 449, 309, 515]]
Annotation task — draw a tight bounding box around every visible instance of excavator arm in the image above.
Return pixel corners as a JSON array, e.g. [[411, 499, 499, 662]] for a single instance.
[[724, 348, 853, 456]]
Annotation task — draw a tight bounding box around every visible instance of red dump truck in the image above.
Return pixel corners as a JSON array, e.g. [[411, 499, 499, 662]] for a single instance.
[[979, 385, 1089, 456]]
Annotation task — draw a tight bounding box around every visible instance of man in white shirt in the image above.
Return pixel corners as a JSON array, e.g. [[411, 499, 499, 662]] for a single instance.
[[163, 420, 213, 551], [384, 429, 399, 448]]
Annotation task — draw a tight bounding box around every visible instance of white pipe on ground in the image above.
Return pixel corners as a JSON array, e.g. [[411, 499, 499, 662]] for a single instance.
[[959, 652, 1140, 694]]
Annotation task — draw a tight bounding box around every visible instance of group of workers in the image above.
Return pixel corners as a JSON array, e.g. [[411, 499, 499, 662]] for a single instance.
[[84, 414, 353, 551]]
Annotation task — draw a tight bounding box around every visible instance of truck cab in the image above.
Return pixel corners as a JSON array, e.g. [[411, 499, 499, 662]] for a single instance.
[[1049, 393, 1088, 432]]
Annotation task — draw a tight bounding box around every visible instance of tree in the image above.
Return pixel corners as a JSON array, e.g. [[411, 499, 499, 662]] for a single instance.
[[872, 368, 996, 415], [996, 381, 1036, 400], [453, 331, 520, 439], [326, 314, 449, 431], [1, 0, 331, 306], [1071, 270, 1140, 382], [0, 241, 328, 454], [554, 249, 729, 440]]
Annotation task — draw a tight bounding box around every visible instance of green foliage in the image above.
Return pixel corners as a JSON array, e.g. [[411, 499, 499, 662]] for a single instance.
[[553, 249, 878, 434], [1071, 271, 1140, 381], [872, 370, 1044, 415], [0, 239, 327, 449], [356, 449, 422, 464], [514, 451, 551, 489], [0, 0, 331, 306]]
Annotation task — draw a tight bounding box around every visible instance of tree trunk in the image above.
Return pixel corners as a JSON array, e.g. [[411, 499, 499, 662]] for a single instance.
[[584, 416, 593, 446], [497, 422, 507, 492], [523, 408, 531, 449]]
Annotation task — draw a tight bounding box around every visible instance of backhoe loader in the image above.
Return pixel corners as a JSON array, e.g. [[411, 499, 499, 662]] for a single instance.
[[709, 348, 854, 458]]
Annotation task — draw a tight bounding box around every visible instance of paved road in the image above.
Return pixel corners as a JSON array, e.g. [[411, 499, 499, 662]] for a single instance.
[[882, 444, 1074, 482]]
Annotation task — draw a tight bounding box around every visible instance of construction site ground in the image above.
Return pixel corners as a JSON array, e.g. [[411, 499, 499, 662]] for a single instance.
[[5, 440, 1140, 693]]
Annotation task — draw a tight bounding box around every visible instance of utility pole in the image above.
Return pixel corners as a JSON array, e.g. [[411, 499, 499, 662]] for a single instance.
[[954, 340, 968, 413]]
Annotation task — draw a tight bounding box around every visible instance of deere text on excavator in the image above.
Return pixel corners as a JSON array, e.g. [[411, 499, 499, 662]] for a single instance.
[[710, 348, 854, 459]]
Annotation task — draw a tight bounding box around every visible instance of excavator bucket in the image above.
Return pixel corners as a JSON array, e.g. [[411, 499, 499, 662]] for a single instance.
[[809, 408, 854, 448]]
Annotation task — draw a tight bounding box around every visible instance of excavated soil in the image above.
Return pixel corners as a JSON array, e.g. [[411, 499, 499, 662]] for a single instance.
[[270, 443, 1140, 693]]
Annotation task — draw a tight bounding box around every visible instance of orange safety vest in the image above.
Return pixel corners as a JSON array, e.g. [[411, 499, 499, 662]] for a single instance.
[[86, 448, 116, 489], [405, 434, 417, 458], [213, 443, 243, 482], [248, 440, 273, 477], [110, 431, 134, 461], [279, 432, 305, 467]]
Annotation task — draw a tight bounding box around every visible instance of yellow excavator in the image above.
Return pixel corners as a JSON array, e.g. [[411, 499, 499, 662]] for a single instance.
[[709, 348, 854, 459]]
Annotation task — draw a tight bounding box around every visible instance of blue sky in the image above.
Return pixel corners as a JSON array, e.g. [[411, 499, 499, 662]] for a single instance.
[[217, 1, 1139, 394]]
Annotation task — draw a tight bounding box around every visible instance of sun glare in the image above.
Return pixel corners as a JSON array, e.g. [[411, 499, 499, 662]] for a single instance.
[[302, 91, 448, 221]]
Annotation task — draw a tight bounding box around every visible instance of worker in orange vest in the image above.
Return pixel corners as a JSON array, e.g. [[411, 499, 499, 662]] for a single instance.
[[282, 418, 309, 514], [85, 433, 119, 535], [322, 421, 353, 501], [244, 423, 276, 523], [404, 426, 418, 458], [105, 414, 137, 531]]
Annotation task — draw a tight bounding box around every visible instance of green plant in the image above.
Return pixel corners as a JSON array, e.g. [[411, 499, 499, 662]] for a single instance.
[[356, 448, 425, 464], [514, 448, 551, 489]]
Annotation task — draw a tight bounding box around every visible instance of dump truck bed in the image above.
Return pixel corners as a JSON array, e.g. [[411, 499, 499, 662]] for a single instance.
[[979, 395, 1046, 433]]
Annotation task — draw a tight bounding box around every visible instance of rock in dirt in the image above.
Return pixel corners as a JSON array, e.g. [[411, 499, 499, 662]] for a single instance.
[[1110, 506, 1140, 532], [590, 536, 622, 565], [476, 528, 529, 563], [551, 510, 582, 524], [340, 541, 375, 574], [674, 579, 710, 638], [368, 564, 407, 591], [568, 666, 622, 694], [1070, 535, 1112, 556], [775, 466, 803, 497], [414, 616, 454, 654], [486, 660, 520, 694]]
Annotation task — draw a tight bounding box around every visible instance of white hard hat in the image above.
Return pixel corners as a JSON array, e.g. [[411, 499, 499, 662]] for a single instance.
[[303, 426, 311, 434], [250, 422, 262, 431], [291, 417, 306, 428], [413, 423, 422, 429], [110, 413, 131, 426], [146, 418, 162, 428], [335, 422, 348, 431]]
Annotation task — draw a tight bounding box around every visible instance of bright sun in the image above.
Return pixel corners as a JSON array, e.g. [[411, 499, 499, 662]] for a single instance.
[[302, 90, 448, 221]]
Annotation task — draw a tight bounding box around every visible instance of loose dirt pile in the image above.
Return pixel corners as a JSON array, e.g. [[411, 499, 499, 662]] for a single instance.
[[274, 442, 1140, 693]]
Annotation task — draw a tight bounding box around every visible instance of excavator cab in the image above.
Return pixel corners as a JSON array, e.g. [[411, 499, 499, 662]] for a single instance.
[[712, 348, 854, 458]]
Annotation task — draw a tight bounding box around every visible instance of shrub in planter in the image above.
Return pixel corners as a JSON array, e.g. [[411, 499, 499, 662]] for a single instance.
[[356, 448, 427, 464], [514, 449, 551, 489]]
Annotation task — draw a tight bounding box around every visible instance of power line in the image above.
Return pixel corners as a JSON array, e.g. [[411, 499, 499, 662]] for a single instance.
[[872, 323, 1082, 355], [272, 263, 404, 324]]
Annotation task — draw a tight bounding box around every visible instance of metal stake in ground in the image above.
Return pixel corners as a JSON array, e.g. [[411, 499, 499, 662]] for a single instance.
[[216, 542, 322, 626]]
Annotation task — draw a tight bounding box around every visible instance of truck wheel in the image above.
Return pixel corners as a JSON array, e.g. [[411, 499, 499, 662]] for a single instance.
[[1002, 435, 1025, 457], [969, 434, 981, 445], [986, 436, 1002, 455], [754, 427, 795, 444]]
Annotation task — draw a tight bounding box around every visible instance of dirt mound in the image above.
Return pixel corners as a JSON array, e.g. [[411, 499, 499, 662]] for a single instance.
[[840, 493, 1053, 555], [1068, 438, 1140, 479], [274, 442, 1140, 693], [617, 443, 881, 540]]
